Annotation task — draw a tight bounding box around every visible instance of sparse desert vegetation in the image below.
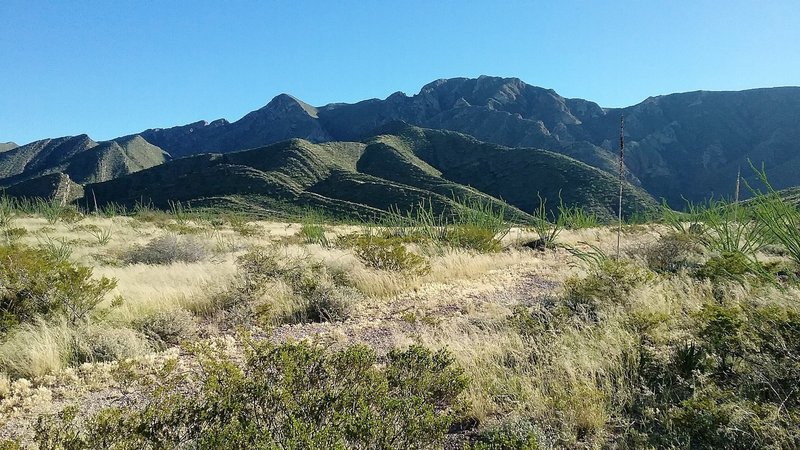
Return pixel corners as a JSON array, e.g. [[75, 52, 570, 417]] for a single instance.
[[0, 187, 797, 449]]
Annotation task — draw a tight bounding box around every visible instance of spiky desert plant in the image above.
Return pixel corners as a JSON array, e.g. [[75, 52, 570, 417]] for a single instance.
[[616, 114, 625, 258], [747, 162, 800, 265]]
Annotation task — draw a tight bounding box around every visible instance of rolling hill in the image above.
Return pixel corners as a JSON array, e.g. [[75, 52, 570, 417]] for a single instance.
[[0, 135, 168, 189], [85, 125, 654, 220]]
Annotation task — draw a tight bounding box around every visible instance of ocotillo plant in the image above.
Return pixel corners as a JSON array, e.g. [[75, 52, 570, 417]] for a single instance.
[[616, 114, 625, 258]]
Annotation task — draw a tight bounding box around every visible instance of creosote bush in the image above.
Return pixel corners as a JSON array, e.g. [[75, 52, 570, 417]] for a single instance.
[[0, 245, 116, 334], [34, 341, 468, 450], [348, 235, 430, 275], [124, 234, 208, 265]]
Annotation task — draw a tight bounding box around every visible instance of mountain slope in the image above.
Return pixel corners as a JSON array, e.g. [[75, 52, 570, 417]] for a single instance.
[[87, 126, 654, 220], [7, 76, 799, 209], [119, 77, 800, 205], [0, 135, 168, 188], [584, 88, 800, 204]]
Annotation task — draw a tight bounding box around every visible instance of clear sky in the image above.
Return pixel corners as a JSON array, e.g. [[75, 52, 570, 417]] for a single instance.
[[1, 0, 798, 145]]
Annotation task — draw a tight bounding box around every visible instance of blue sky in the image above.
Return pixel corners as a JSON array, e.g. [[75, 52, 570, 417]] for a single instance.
[[1, 0, 798, 144]]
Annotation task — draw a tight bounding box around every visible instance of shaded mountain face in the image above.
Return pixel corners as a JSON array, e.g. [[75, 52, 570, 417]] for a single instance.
[[136, 94, 331, 158], [0, 134, 168, 190], [121, 76, 800, 206], [87, 125, 655, 220], [1, 173, 84, 204]]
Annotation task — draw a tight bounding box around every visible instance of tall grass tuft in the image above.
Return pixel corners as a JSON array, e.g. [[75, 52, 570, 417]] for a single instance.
[[0, 196, 14, 228]]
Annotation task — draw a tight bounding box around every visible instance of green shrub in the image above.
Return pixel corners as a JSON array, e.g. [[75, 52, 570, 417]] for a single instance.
[[350, 235, 430, 275], [444, 225, 503, 252], [0, 245, 116, 334], [35, 341, 468, 449], [124, 234, 208, 265], [0, 439, 20, 450], [624, 296, 800, 448], [469, 420, 541, 449], [697, 251, 767, 283], [222, 247, 358, 325]]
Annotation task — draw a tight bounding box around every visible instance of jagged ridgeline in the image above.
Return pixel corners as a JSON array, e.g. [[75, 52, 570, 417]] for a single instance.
[[3, 76, 798, 218], [82, 125, 653, 220]]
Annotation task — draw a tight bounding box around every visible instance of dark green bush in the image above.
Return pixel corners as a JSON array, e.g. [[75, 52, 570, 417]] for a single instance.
[[444, 225, 503, 252], [0, 245, 116, 334], [469, 420, 541, 449], [696, 251, 765, 283], [624, 298, 800, 449], [349, 235, 430, 275], [34, 341, 468, 450]]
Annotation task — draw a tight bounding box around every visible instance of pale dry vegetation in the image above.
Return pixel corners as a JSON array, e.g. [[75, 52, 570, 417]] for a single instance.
[[1, 196, 799, 449]]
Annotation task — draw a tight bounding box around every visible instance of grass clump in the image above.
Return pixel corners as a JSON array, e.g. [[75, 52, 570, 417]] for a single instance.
[[33, 341, 468, 450], [124, 234, 208, 265], [382, 197, 510, 252], [73, 326, 151, 363], [298, 213, 329, 246]]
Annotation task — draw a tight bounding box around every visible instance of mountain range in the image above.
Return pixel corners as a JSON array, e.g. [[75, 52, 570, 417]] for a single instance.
[[2, 76, 799, 219]]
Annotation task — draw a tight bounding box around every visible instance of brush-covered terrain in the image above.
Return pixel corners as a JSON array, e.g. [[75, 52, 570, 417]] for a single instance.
[[1, 174, 800, 449]]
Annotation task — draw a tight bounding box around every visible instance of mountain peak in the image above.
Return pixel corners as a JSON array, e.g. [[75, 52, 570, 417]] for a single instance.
[[264, 93, 319, 118], [0, 142, 18, 153]]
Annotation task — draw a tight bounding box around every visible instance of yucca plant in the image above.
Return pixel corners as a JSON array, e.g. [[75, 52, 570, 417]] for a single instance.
[[661, 198, 706, 235], [746, 163, 800, 265], [529, 193, 565, 250], [700, 199, 767, 257], [89, 227, 113, 246]]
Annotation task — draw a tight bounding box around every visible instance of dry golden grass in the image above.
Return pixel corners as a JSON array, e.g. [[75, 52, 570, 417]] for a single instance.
[[7, 212, 798, 447]]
